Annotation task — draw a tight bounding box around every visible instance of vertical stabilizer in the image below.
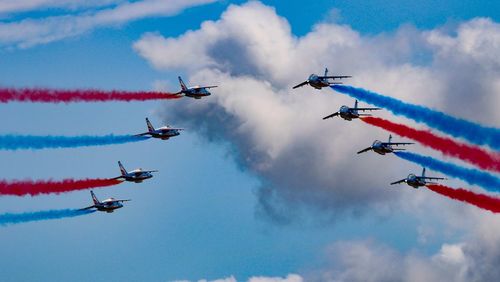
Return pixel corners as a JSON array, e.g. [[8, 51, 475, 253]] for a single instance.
[[146, 118, 155, 132], [118, 161, 127, 176], [178, 76, 188, 91], [91, 191, 100, 205]]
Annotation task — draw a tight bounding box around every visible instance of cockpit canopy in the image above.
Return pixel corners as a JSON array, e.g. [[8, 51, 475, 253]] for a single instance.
[[408, 173, 417, 180], [339, 105, 349, 112], [308, 74, 318, 81], [372, 140, 382, 147]]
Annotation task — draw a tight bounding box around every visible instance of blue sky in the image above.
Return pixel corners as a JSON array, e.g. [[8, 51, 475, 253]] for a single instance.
[[0, 1, 499, 281]]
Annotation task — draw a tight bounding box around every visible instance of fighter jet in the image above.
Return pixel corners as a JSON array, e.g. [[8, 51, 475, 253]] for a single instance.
[[390, 167, 446, 189], [357, 135, 413, 155], [80, 191, 130, 213], [135, 118, 183, 140], [176, 76, 217, 99], [292, 68, 351, 90], [323, 99, 381, 121], [112, 161, 157, 183]]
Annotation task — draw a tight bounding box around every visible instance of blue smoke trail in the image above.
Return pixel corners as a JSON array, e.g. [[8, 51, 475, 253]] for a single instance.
[[0, 134, 149, 150], [0, 209, 95, 226], [332, 85, 500, 151], [394, 152, 500, 191]]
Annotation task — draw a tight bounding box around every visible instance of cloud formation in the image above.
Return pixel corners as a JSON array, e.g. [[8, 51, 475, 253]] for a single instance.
[[0, 0, 216, 48], [134, 1, 500, 222], [135, 3, 500, 279]]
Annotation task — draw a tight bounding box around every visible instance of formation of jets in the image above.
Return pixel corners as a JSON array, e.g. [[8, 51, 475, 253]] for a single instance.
[[76, 76, 217, 212], [73, 69, 448, 212], [291, 68, 448, 190]]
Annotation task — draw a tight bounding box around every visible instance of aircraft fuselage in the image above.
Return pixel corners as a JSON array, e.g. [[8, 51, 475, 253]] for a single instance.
[[338, 105, 360, 121], [371, 140, 394, 155], [183, 88, 212, 99], [308, 74, 330, 89], [405, 174, 426, 189], [95, 201, 124, 213]]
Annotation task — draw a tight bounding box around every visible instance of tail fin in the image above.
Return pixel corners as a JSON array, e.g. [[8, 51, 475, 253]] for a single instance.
[[388, 134, 392, 143], [178, 76, 188, 91], [145, 118, 155, 132], [354, 99, 358, 109], [118, 161, 127, 176], [422, 167, 426, 177], [324, 68, 329, 77], [91, 191, 100, 205]]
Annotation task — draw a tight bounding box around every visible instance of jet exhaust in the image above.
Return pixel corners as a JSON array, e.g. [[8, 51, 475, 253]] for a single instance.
[[426, 184, 500, 214], [332, 85, 500, 151], [0, 209, 95, 226], [0, 134, 149, 150], [0, 178, 122, 197], [394, 152, 500, 191], [0, 87, 180, 103], [361, 117, 500, 173]]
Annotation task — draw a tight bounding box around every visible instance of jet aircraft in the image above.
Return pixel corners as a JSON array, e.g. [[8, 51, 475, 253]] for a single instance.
[[176, 76, 217, 99], [323, 99, 381, 121], [390, 167, 446, 189], [112, 161, 157, 183], [357, 135, 413, 155], [80, 191, 130, 213], [292, 68, 351, 89], [135, 118, 183, 140]]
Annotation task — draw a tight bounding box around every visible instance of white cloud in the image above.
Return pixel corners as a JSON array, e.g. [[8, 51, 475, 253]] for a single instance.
[[133, 1, 500, 221], [0, 0, 217, 48], [0, 0, 122, 15], [136, 2, 500, 279]]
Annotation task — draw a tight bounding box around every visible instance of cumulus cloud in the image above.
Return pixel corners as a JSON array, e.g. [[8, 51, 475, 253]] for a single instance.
[[0, 0, 121, 15], [133, 1, 500, 280], [133, 1, 500, 222], [0, 0, 216, 48], [175, 274, 303, 282]]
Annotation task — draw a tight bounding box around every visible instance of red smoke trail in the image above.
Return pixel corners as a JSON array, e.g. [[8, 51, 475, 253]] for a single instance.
[[426, 184, 500, 213], [0, 178, 122, 196], [361, 117, 500, 173], [0, 88, 181, 103]]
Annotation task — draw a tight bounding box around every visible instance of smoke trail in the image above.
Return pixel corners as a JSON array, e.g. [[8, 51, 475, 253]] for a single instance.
[[0, 134, 149, 150], [332, 85, 500, 151], [0, 209, 95, 226], [361, 117, 500, 173], [426, 184, 500, 213], [0, 178, 122, 197], [0, 88, 180, 103], [394, 152, 500, 191]]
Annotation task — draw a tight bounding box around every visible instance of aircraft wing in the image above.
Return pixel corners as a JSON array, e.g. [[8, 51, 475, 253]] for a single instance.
[[355, 108, 382, 111], [115, 199, 131, 203], [192, 85, 218, 90], [292, 81, 309, 89], [383, 142, 414, 146], [422, 177, 446, 180], [322, 112, 339, 120], [390, 179, 406, 185], [143, 170, 159, 173], [134, 132, 151, 137], [357, 147, 372, 154], [322, 75, 352, 79]]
